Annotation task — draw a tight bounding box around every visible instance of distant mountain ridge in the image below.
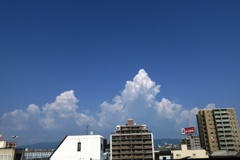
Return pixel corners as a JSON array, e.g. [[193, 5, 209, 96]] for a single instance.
[[154, 138, 180, 146], [19, 142, 60, 150], [19, 139, 180, 149]]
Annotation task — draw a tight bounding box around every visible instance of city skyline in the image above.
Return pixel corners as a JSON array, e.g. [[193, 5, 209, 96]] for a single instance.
[[1, 1, 240, 145]]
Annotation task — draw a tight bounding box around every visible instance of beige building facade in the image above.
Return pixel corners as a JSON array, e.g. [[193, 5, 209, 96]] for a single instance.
[[0, 141, 15, 160], [0, 148, 15, 160], [196, 108, 240, 153], [110, 119, 154, 160], [172, 144, 208, 159]]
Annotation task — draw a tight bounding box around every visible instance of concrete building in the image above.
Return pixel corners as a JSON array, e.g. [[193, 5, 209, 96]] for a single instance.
[[154, 150, 172, 160], [0, 148, 15, 160], [110, 119, 154, 160], [0, 137, 17, 160], [14, 148, 53, 160], [196, 108, 240, 153], [49, 134, 105, 160], [186, 135, 201, 150], [171, 143, 208, 159]]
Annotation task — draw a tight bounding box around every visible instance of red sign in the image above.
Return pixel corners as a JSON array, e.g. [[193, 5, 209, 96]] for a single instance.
[[181, 127, 195, 134]]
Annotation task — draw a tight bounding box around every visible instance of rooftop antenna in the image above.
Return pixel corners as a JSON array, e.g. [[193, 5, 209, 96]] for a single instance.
[[11, 135, 18, 139], [85, 125, 89, 135]]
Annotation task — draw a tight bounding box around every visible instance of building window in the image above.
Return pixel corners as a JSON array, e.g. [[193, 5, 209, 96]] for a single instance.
[[176, 154, 181, 157], [77, 142, 81, 151]]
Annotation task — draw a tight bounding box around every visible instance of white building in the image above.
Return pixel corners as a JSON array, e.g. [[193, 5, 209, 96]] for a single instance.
[[172, 144, 208, 159], [49, 135, 104, 160], [0, 134, 16, 160]]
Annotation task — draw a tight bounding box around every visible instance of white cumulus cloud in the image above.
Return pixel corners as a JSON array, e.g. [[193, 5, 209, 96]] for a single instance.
[[0, 69, 220, 143], [27, 104, 40, 114], [155, 98, 182, 119], [97, 69, 217, 136], [205, 103, 216, 109], [41, 90, 94, 129], [1, 109, 29, 131], [98, 69, 160, 129]]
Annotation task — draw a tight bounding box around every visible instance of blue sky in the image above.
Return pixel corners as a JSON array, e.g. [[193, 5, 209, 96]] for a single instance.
[[0, 0, 240, 145]]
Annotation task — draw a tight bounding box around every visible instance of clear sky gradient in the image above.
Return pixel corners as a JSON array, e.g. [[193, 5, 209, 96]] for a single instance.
[[0, 0, 240, 145]]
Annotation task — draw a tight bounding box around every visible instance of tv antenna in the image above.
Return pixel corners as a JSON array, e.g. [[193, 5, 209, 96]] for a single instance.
[[85, 125, 89, 135]]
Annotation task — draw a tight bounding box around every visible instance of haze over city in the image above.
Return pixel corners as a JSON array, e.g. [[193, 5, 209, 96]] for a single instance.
[[0, 0, 240, 146]]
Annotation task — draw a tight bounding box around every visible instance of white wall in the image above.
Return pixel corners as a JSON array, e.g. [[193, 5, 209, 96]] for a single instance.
[[0, 148, 15, 160], [50, 135, 104, 160], [0, 141, 7, 148], [172, 144, 209, 159], [159, 155, 171, 160]]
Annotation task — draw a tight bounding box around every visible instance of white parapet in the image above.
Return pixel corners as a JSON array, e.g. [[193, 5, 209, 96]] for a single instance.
[[0, 141, 7, 149]]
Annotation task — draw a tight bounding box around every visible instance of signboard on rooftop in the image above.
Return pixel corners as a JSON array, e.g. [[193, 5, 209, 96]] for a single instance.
[[181, 127, 195, 134]]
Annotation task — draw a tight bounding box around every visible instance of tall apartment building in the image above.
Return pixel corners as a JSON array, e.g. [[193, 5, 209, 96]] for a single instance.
[[110, 119, 154, 160], [186, 135, 201, 150], [196, 108, 240, 153]]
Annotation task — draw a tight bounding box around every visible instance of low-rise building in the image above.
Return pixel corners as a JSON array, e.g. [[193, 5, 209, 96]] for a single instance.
[[172, 142, 208, 159], [0, 134, 17, 160], [0, 148, 15, 160], [15, 148, 53, 160], [154, 150, 172, 160], [49, 134, 105, 160]]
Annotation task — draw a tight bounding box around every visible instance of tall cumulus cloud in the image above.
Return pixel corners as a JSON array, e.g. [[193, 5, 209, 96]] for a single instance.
[[0, 69, 216, 144]]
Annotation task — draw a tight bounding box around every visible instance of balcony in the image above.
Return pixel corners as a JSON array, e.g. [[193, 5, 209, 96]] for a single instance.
[[121, 141, 131, 144], [222, 120, 231, 122], [220, 146, 236, 150], [218, 133, 225, 136], [121, 151, 131, 154], [143, 145, 153, 149], [112, 142, 121, 145], [112, 151, 121, 155], [131, 136, 143, 139], [214, 111, 220, 114], [132, 145, 143, 149], [217, 124, 231, 127], [220, 110, 229, 114], [120, 146, 131, 149], [132, 141, 143, 144], [132, 150, 143, 154], [112, 146, 121, 150], [112, 156, 121, 160], [221, 115, 230, 118], [226, 142, 235, 145], [144, 141, 152, 144], [225, 132, 233, 136], [120, 156, 131, 159], [130, 155, 143, 159], [143, 150, 153, 154], [225, 137, 234, 140]]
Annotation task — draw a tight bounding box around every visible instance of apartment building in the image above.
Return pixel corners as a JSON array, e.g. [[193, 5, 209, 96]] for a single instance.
[[110, 119, 154, 160], [196, 108, 240, 153], [186, 135, 201, 150]]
